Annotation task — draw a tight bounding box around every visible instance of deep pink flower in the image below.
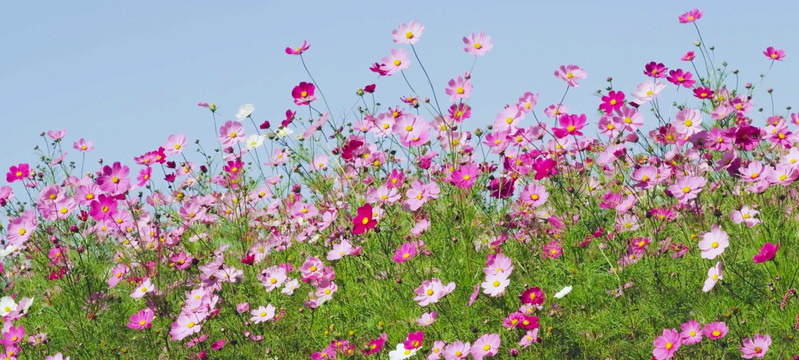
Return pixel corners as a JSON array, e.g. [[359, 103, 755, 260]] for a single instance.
[[292, 82, 317, 106], [703, 321, 728, 340], [285, 40, 310, 55], [88, 194, 118, 222], [667, 69, 695, 88], [554, 64, 586, 87], [678, 9, 703, 24], [552, 113, 587, 138], [352, 204, 377, 234], [362, 333, 388, 355], [463, 32, 493, 56], [693, 87, 714, 100], [6, 163, 30, 183], [652, 328, 681, 360], [520, 287, 546, 306], [681, 51, 695, 61], [96, 161, 131, 195], [599, 91, 625, 114], [753, 242, 778, 263], [644, 62, 668, 78], [763, 46, 785, 61], [0, 325, 25, 347], [451, 163, 479, 189], [403, 331, 424, 350], [127, 308, 154, 330]]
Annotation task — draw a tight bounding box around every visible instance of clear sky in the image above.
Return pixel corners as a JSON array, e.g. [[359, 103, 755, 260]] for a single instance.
[[2, 1, 797, 181]]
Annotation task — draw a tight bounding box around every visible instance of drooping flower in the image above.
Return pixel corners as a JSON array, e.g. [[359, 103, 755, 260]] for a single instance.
[[463, 32, 493, 56], [416, 311, 437, 326], [703, 262, 723, 292], [285, 40, 310, 55], [235, 103, 255, 120]]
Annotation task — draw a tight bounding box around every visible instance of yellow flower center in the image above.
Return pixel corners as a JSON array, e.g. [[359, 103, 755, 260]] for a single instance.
[[405, 32, 414, 39], [361, 217, 369, 225], [492, 281, 500, 287], [394, 59, 401, 66], [712, 330, 720, 337], [456, 87, 465, 94], [665, 342, 673, 350], [567, 125, 576, 132], [187, 322, 195, 328], [684, 120, 692, 127], [711, 242, 719, 249], [682, 187, 690, 194], [474, 43, 482, 49], [426, 289, 434, 295]]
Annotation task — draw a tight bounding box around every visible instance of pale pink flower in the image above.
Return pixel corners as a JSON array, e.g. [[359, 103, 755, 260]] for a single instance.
[[392, 21, 424, 44], [463, 32, 493, 56], [554, 64, 587, 87], [698, 226, 729, 259]]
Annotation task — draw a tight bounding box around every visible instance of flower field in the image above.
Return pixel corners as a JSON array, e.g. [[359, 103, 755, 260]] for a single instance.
[[2, 8, 798, 360]]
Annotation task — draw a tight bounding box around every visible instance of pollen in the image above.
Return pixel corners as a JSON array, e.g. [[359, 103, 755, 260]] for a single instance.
[[506, 117, 513, 124], [474, 43, 482, 49], [300, 91, 308, 97], [492, 281, 500, 287], [406, 125, 413, 131], [405, 31, 414, 39], [426, 289, 434, 295], [567, 125, 576, 132], [394, 59, 402, 66], [682, 186, 690, 193], [711, 241, 719, 249], [361, 217, 369, 225], [684, 120, 693, 127], [456, 87, 465, 94]]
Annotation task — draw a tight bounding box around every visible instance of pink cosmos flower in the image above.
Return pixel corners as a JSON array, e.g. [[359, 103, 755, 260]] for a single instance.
[[517, 92, 539, 113], [47, 129, 66, 140], [753, 243, 778, 264], [327, 240, 357, 261], [703, 322, 728, 340], [471, 333, 500, 360], [543, 240, 563, 258], [678, 8, 703, 23], [127, 308, 154, 330], [413, 278, 456, 306], [108, 264, 128, 288], [416, 311, 437, 326], [667, 175, 706, 204], [552, 113, 587, 138], [520, 287, 546, 306], [703, 261, 723, 292], [285, 40, 310, 55], [292, 82, 316, 106], [763, 46, 785, 61], [680, 320, 703, 345], [681, 51, 695, 61], [451, 163, 479, 189], [73, 138, 94, 152], [463, 32, 492, 56], [444, 340, 471, 359], [405, 181, 440, 211], [219, 120, 245, 147], [250, 304, 276, 324], [631, 81, 666, 104], [97, 161, 131, 195], [481, 273, 510, 297], [352, 203, 377, 234], [163, 133, 187, 156], [394, 242, 418, 264], [519, 329, 539, 349], [493, 105, 523, 132], [698, 226, 729, 259], [131, 278, 155, 300], [740, 334, 771, 359], [0, 325, 25, 347], [519, 183, 548, 207], [652, 328, 681, 360], [137, 167, 152, 187], [393, 21, 424, 44], [380, 48, 410, 75], [445, 76, 472, 102], [667, 69, 695, 88], [613, 107, 644, 132], [599, 91, 624, 114], [6, 210, 36, 247], [731, 206, 761, 227], [45, 353, 69, 360], [170, 312, 204, 341], [554, 64, 587, 87]]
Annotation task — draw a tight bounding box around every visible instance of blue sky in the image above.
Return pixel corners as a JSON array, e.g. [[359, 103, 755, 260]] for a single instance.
[[2, 1, 797, 182]]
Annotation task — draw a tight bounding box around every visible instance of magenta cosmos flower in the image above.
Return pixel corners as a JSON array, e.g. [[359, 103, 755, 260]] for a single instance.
[[285, 40, 310, 55], [393, 242, 418, 264], [652, 328, 681, 360], [451, 163, 479, 189], [740, 334, 771, 359], [599, 90, 625, 114], [554, 64, 586, 87], [392, 21, 424, 44], [380, 48, 410, 75], [127, 308, 154, 330], [292, 81, 317, 106], [678, 8, 703, 23], [6, 163, 30, 183], [463, 32, 492, 56], [352, 203, 377, 234], [763, 46, 785, 61], [753, 242, 778, 263], [445, 76, 472, 102], [698, 226, 729, 259], [471, 333, 500, 360], [666, 69, 695, 88]]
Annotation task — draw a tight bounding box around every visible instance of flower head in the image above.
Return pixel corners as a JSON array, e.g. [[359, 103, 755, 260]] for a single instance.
[[740, 334, 771, 359], [393, 21, 424, 44], [463, 32, 493, 56], [652, 328, 681, 360], [285, 40, 310, 55], [554, 64, 587, 87], [678, 8, 703, 23], [753, 242, 778, 263], [763, 46, 785, 61]]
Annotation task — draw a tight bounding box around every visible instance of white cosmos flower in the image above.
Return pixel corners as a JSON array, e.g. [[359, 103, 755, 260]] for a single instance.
[[554, 285, 573, 298], [276, 128, 293, 139], [245, 134, 265, 150], [388, 343, 417, 360], [0, 296, 17, 316], [236, 104, 255, 120], [0, 245, 18, 259]]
